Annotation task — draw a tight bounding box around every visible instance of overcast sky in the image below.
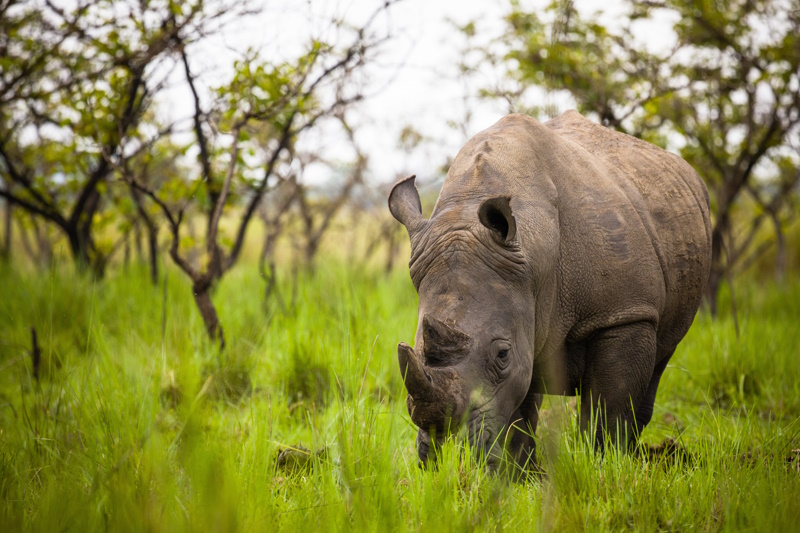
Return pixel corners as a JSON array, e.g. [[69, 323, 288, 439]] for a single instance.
[[166, 0, 675, 189]]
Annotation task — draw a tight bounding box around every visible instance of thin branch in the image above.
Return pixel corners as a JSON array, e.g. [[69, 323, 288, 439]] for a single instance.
[[68, 69, 145, 228], [0, 187, 64, 227], [207, 125, 242, 265], [180, 47, 213, 186], [0, 141, 64, 224], [223, 113, 297, 272], [122, 175, 178, 232]]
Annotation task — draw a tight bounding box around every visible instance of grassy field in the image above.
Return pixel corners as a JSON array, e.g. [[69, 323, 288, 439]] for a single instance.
[[1, 259, 799, 532]]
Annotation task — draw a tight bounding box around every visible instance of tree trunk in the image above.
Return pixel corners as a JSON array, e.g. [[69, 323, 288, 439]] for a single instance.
[[31, 216, 52, 267], [18, 218, 37, 264], [65, 207, 95, 273], [123, 230, 130, 270], [2, 199, 10, 261], [80, 188, 104, 277], [259, 231, 281, 310], [770, 210, 786, 282], [347, 209, 361, 261], [385, 230, 399, 274], [703, 213, 729, 317], [134, 217, 143, 263], [305, 243, 316, 265], [130, 187, 159, 285], [147, 227, 159, 285], [193, 283, 225, 350], [704, 266, 723, 318], [66, 228, 88, 271], [91, 256, 108, 279]]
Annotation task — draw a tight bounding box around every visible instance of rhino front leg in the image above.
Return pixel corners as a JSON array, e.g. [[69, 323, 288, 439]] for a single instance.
[[506, 391, 543, 472], [416, 428, 435, 467], [580, 321, 657, 451]]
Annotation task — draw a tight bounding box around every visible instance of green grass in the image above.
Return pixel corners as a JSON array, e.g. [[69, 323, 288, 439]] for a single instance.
[[0, 259, 798, 532]]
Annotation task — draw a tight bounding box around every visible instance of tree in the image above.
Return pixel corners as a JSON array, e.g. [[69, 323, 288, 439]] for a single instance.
[[257, 173, 299, 310], [255, 113, 367, 311], [295, 114, 368, 265], [0, 0, 244, 275], [118, 130, 188, 285], [129, 3, 398, 348], [461, 0, 800, 314]]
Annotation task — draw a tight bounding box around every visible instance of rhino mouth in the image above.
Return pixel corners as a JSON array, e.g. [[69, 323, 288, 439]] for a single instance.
[[465, 409, 506, 467], [398, 323, 508, 468], [414, 406, 507, 468]]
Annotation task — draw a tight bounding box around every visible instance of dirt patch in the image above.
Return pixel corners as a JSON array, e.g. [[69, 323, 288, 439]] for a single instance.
[[738, 448, 800, 473], [637, 438, 694, 466], [275, 445, 328, 473]]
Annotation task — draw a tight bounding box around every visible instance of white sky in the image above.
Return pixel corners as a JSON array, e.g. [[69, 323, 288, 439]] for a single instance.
[[165, 0, 677, 190]]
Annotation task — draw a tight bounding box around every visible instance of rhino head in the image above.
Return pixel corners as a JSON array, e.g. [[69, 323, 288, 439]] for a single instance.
[[389, 174, 548, 468]]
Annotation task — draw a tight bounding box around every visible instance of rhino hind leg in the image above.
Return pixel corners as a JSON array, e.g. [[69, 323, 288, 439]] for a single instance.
[[579, 321, 658, 451], [633, 351, 673, 435]]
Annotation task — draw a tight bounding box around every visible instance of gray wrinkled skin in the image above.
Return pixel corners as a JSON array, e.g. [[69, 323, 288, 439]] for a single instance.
[[389, 111, 711, 470]]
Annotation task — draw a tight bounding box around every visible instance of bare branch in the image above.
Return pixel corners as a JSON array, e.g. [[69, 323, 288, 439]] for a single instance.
[[224, 112, 297, 272], [180, 46, 213, 187], [207, 125, 242, 268], [121, 174, 178, 232], [0, 142, 65, 226]]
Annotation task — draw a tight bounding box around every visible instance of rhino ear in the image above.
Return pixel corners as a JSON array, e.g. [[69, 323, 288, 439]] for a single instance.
[[388, 175, 426, 234], [478, 196, 516, 243]]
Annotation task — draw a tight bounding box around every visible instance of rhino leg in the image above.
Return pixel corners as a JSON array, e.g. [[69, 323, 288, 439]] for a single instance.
[[506, 391, 543, 472], [579, 321, 657, 451], [416, 428, 435, 467], [633, 351, 673, 434]]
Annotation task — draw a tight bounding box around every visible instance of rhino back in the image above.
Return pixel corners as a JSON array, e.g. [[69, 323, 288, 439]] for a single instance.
[[545, 110, 712, 355], [430, 112, 710, 368]]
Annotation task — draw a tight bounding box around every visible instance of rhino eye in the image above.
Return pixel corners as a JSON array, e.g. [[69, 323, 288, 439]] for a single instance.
[[496, 349, 510, 370]]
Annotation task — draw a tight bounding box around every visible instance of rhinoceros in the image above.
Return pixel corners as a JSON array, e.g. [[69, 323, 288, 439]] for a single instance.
[[388, 111, 711, 468]]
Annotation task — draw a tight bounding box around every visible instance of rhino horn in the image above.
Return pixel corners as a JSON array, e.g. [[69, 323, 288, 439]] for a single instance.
[[397, 342, 434, 400], [398, 342, 467, 431]]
